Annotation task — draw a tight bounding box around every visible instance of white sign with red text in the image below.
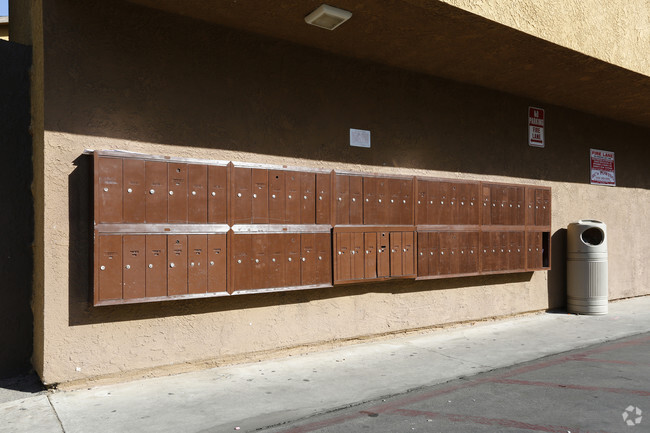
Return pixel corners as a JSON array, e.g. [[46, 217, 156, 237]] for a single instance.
[[528, 107, 545, 148], [590, 149, 616, 186]]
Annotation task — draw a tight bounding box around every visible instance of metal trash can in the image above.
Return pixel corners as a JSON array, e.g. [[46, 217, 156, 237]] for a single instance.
[[567, 220, 608, 314]]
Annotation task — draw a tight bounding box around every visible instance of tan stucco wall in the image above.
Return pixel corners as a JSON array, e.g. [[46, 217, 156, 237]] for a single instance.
[[34, 0, 650, 385], [441, 0, 650, 78]]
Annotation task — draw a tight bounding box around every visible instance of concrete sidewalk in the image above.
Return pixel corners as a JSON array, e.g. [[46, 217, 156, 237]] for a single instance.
[[2, 296, 650, 433]]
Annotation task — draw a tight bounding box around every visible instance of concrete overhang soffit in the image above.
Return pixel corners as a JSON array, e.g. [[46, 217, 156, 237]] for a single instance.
[[127, 0, 650, 127]]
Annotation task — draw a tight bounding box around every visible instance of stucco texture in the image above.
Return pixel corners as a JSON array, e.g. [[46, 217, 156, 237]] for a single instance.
[[34, 0, 650, 385]]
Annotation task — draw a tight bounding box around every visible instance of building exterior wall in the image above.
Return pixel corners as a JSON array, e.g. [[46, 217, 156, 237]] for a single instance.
[[32, 0, 650, 384]]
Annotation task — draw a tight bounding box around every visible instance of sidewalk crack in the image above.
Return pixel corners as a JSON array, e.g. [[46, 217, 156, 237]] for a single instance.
[[46, 393, 66, 433]]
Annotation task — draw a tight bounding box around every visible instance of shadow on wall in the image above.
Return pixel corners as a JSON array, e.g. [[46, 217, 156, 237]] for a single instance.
[[43, 0, 650, 190], [0, 41, 33, 377], [547, 229, 567, 310], [68, 155, 533, 326]]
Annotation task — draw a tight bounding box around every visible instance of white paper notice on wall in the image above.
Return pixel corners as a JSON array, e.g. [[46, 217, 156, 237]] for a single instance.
[[590, 149, 616, 186], [528, 107, 545, 148], [350, 128, 371, 148]]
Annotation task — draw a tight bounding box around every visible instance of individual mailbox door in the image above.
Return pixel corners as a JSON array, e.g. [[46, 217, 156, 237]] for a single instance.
[[284, 233, 301, 287], [481, 231, 494, 272], [188, 164, 208, 223], [525, 187, 536, 226], [251, 169, 269, 224], [122, 235, 145, 300], [145, 234, 167, 298], [145, 160, 168, 223], [364, 232, 377, 279], [481, 185, 491, 226], [232, 167, 252, 224], [438, 232, 453, 275], [300, 172, 316, 224], [427, 232, 439, 276], [447, 183, 459, 225], [315, 233, 332, 285], [527, 231, 543, 269], [97, 157, 123, 223], [251, 234, 268, 290], [334, 175, 350, 225], [349, 176, 363, 225], [416, 180, 428, 226], [98, 235, 122, 301], [427, 181, 442, 225], [316, 173, 331, 225], [457, 183, 471, 225], [285, 172, 300, 224], [402, 231, 415, 276], [541, 189, 551, 226], [506, 187, 518, 226], [207, 234, 226, 293], [390, 232, 403, 277], [508, 232, 525, 271], [208, 165, 228, 224], [300, 233, 318, 285], [231, 234, 252, 292], [417, 231, 428, 277], [388, 179, 401, 225], [399, 179, 413, 225], [188, 234, 208, 294], [268, 170, 286, 224], [534, 189, 544, 226], [335, 232, 351, 282], [363, 177, 377, 225], [376, 179, 389, 225], [462, 232, 479, 274], [515, 187, 525, 226], [377, 232, 390, 277], [168, 163, 188, 223], [468, 183, 480, 225], [167, 234, 188, 296], [266, 234, 283, 289], [351, 232, 364, 281], [497, 232, 509, 271], [122, 159, 145, 223]]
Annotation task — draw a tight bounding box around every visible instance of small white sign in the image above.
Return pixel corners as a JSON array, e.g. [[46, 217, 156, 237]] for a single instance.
[[350, 128, 371, 148], [590, 149, 616, 186], [528, 107, 545, 148]]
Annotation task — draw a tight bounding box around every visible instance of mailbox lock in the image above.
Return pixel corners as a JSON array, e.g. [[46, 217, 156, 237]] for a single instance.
[[272, 194, 276, 199], [391, 199, 394, 203], [378, 199, 382, 203], [471, 202, 474, 206], [461, 250, 464, 254], [288, 257, 292, 262], [471, 250, 474, 254], [338, 197, 342, 201], [170, 262, 175, 268], [253, 193, 257, 198], [192, 191, 197, 196], [391, 249, 395, 253], [169, 191, 174, 195], [303, 195, 307, 200], [352, 198, 356, 202], [237, 193, 242, 198], [212, 191, 216, 196], [237, 259, 242, 264], [190, 262, 195, 267], [366, 250, 370, 254], [149, 189, 155, 194], [430, 200, 433, 204], [148, 264, 153, 269], [461, 201, 464, 205], [493, 203, 496, 207], [338, 251, 342, 255], [509, 204, 512, 207], [418, 200, 421, 204], [403, 248, 406, 252], [420, 252, 423, 256], [103, 187, 109, 192], [318, 256, 322, 260], [403, 199, 406, 204], [301, 257, 306, 262], [288, 195, 292, 199], [483, 203, 487, 206], [430, 252, 433, 255], [272, 258, 276, 262], [125, 264, 131, 270], [451, 201, 454, 205], [100, 265, 105, 271], [255, 259, 259, 263], [508, 249, 511, 253], [365, 198, 369, 202], [440, 201, 444, 205], [210, 261, 214, 266], [517, 204, 520, 208], [127, 188, 133, 193], [318, 196, 322, 200]]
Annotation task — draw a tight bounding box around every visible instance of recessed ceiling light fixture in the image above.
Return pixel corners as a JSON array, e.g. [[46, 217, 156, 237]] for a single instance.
[[305, 4, 352, 31]]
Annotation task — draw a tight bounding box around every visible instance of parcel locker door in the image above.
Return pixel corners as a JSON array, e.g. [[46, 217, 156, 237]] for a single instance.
[[427, 181, 442, 225], [351, 232, 365, 281], [388, 179, 401, 225], [300, 172, 316, 224], [481, 185, 491, 226], [232, 234, 252, 291], [364, 232, 377, 279], [268, 170, 286, 224], [122, 235, 145, 300], [541, 189, 551, 227], [525, 187, 536, 226], [207, 234, 227, 293], [390, 232, 403, 277], [416, 180, 428, 226], [187, 164, 208, 223], [168, 163, 188, 223], [122, 159, 145, 223], [427, 232, 439, 276], [300, 233, 317, 285], [266, 234, 283, 289], [316, 173, 331, 225], [98, 235, 123, 301], [251, 168, 269, 224], [349, 175, 363, 225], [334, 175, 350, 225], [284, 233, 301, 287], [208, 165, 228, 224], [232, 167, 252, 224], [97, 157, 123, 223], [377, 232, 390, 277], [145, 235, 167, 298], [417, 231, 429, 277], [363, 177, 377, 225], [188, 235, 207, 294], [167, 234, 188, 296], [402, 231, 415, 276], [145, 160, 168, 223], [251, 234, 268, 290], [315, 233, 332, 285], [285, 172, 300, 224], [335, 232, 351, 282]]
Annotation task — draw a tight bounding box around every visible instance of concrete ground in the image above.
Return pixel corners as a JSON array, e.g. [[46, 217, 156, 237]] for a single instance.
[[1, 296, 649, 433]]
